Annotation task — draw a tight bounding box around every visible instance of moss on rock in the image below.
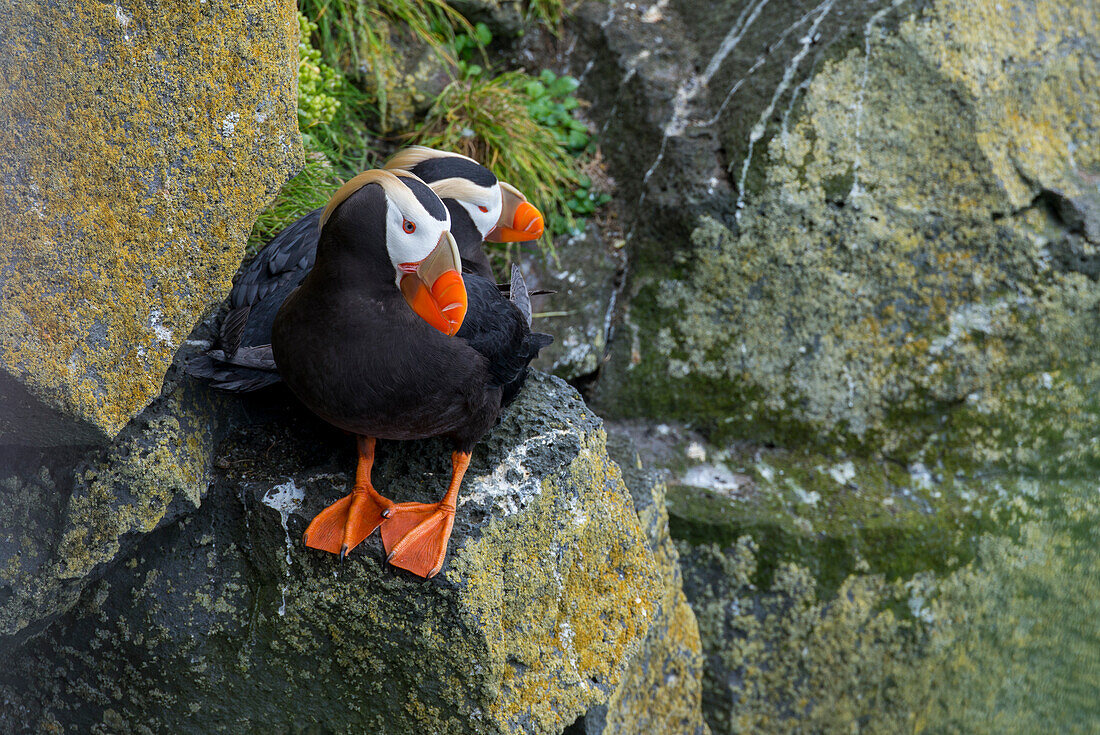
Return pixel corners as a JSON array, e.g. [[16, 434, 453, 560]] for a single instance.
[[0, 371, 234, 643], [678, 473, 1100, 734], [599, 450, 710, 735], [597, 0, 1100, 475], [0, 0, 301, 444], [0, 374, 676, 734]]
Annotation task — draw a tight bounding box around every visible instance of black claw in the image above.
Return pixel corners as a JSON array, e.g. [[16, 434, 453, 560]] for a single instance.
[[339, 544, 348, 561], [386, 550, 395, 562]]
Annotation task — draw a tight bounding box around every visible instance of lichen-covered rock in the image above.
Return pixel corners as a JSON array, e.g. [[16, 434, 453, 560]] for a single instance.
[[525, 224, 624, 382], [596, 440, 709, 735], [0, 343, 238, 646], [0, 0, 301, 445], [0, 373, 669, 734], [582, 0, 1100, 474], [564, 0, 1100, 730], [676, 474, 1100, 733]]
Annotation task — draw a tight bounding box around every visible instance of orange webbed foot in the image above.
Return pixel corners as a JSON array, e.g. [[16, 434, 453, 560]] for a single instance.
[[379, 450, 471, 578], [303, 436, 394, 559], [303, 486, 395, 558], [380, 501, 456, 578]]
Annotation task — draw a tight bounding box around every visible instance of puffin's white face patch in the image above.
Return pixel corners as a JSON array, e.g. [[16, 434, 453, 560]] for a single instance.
[[383, 190, 452, 270], [430, 177, 503, 240]]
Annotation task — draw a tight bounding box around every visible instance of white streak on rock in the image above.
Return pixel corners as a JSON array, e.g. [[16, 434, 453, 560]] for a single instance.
[[459, 430, 574, 515], [735, 0, 836, 220], [263, 479, 304, 567], [850, 0, 912, 201], [262, 479, 304, 617], [149, 309, 173, 343]]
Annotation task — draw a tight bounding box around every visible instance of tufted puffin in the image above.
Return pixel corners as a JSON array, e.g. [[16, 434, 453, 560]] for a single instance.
[[385, 146, 546, 280], [187, 147, 544, 393], [271, 170, 552, 578]]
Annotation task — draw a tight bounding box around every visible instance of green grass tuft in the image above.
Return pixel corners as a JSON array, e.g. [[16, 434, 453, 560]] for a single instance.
[[413, 72, 583, 241], [299, 0, 472, 130], [524, 0, 570, 30], [246, 152, 344, 255]]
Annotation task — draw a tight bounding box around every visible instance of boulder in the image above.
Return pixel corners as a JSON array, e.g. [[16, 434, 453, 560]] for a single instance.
[[676, 474, 1100, 734], [0, 373, 709, 734], [0, 330, 239, 646], [576, 0, 1100, 474], [0, 0, 301, 445]]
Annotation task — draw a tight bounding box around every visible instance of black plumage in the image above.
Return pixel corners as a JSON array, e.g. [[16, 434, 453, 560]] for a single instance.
[[460, 269, 552, 408], [271, 182, 551, 452], [272, 175, 551, 576], [186, 209, 320, 391], [188, 166, 508, 391]]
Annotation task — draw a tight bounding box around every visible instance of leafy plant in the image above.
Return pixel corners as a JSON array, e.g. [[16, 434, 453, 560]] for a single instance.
[[520, 70, 590, 153], [297, 13, 344, 129], [413, 71, 582, 241], [298, 0, 472, 129], [453, 22, 492, 78]]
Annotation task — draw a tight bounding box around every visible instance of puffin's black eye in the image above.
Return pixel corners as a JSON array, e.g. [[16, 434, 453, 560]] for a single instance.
[[477, 205, 488, 213], [402, 219, 416, 234]]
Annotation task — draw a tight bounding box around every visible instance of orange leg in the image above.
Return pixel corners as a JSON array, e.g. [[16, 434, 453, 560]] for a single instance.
[[380, 451, 471, 578], [303, 436, 395, 559]]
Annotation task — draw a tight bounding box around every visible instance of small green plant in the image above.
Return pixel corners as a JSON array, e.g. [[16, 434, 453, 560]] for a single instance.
[[297, 13, 344, 128], [453, 22, 492, 78], [520, 70, 590, 153], [517, 70, 611, 233], [413, 72, 582, 240]]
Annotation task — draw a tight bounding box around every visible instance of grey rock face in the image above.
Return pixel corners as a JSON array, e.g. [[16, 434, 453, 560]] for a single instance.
[[0, 342, 238, 647], [556, 0, 1100, 732], [0, 373, 712, 734], [526, 223, 624, 382]]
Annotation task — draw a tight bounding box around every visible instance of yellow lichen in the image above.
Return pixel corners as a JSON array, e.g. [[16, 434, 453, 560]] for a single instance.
[[453, 432, 663, 733], [0, 0, 301, 440]]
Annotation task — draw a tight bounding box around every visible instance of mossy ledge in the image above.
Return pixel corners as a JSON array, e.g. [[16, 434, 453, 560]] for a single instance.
[[0, 374, 692, 734]]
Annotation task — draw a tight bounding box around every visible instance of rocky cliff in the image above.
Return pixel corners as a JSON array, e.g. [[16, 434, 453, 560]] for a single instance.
[[558, 0, 1100, 730]]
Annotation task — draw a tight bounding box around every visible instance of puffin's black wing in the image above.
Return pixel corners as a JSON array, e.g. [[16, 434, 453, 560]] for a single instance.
[[457, 268, 552, 407], [222, 208, 322, 354], [185, 208, 321, 392], [184, 346, 281, 392]]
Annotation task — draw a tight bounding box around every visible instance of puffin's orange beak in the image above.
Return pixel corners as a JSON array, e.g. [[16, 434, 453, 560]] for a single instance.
[[486, 182, 544, 243], [400, 231, 467, 336]]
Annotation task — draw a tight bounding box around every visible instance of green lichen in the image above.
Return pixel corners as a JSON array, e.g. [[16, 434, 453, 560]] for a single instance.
[[601, 464, 709, 735], [600, 0, 1100, 476], [454, 432, 663, 732], [667, 449, 995, 599], [0, 380, 225, 638], [0, 0, 301, 440], [681, 474, 1100, 734]]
